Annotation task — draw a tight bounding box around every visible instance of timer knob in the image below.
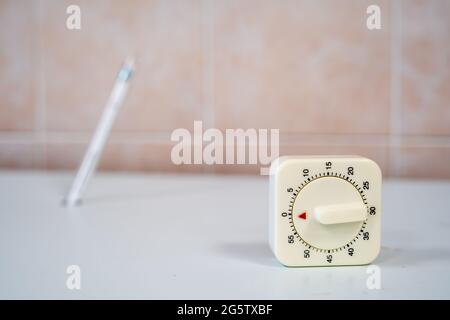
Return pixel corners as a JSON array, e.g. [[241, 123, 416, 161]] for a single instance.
[[314, 202, 367, 225]]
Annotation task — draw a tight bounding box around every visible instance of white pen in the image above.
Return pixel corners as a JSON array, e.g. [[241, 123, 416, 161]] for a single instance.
[[63, 57, 135, 207]]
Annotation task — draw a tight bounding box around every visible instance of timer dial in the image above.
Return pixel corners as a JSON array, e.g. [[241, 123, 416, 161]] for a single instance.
[[291, 175, 367, 251], [269, 156, 381, 267]]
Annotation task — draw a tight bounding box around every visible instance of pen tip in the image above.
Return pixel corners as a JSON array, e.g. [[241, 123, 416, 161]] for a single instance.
[[124, 56, 135, 71]]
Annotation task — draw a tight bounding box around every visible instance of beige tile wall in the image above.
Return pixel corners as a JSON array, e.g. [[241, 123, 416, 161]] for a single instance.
[[0, 0, 449, 178]]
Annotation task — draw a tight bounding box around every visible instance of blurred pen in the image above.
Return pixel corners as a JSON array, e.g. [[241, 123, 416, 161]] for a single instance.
[[64, 57, 135, 207]]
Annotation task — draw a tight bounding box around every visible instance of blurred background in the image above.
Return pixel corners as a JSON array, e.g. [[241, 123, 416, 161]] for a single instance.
[[0, 0, 449, 178]]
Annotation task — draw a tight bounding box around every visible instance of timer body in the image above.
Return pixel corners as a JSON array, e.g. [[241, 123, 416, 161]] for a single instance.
[[269, 156, 381, 267]]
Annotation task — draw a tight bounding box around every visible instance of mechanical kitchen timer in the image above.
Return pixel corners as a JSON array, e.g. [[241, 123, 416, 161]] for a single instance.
[[269, 156, 382, 267]]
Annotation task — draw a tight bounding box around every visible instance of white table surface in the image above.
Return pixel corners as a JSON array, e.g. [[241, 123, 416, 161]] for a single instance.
[[1, 171, 449, 299]]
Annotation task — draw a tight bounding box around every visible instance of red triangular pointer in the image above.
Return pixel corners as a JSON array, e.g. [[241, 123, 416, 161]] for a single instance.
[[298, 212, 307, 220]]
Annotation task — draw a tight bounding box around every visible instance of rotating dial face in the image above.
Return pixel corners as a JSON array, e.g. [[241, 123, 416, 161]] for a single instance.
[[269, 156, 381, 267]]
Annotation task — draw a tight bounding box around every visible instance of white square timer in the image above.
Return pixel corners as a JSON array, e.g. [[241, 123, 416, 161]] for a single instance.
[[269, 156, 382, 267]]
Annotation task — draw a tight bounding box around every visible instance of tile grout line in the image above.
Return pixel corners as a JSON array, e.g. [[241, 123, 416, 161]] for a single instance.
[[33, 0, 47, 170], [201, 0, 215, 129], [201, 0, 216, 174], [389, 0, 403, 177], [1, 131, 450, 145]]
